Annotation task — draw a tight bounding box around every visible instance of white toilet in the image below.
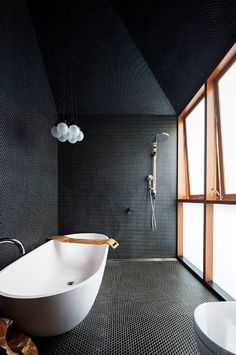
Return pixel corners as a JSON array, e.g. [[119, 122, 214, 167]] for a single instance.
[[194, 301, 236, 354]]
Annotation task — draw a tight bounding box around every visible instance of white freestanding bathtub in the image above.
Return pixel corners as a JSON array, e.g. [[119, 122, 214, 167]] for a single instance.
[[0, 233, 109, 337]]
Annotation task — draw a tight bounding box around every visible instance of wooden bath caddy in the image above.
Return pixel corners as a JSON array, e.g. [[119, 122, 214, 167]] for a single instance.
[[49, 235, 119, 249]]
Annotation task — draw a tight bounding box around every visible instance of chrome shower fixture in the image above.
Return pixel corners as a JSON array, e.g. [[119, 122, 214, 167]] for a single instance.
[[150, 132, 169, 198], [148, 132, 169, 230], [51, 122, 84, 144], [154, 132, 170, 143]]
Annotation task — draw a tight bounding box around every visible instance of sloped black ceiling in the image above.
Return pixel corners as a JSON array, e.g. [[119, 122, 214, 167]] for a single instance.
[[28, 0, 175, 115], [113, 0, 236, 114]]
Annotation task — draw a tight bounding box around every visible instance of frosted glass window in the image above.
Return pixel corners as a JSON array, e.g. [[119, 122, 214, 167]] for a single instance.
[[218, 61, 236, 194], [185, 98, 205, 195], [183, 203, 204, 272], [213, 204, 236, 299]]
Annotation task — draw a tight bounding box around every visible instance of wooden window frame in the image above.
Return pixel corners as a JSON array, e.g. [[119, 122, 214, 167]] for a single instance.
[[177, 43, 236, 297], [213, 56, 236, 200], [178, 86, 205, 201], [177, 85, 205, 267], [184, 95, 205, 200]]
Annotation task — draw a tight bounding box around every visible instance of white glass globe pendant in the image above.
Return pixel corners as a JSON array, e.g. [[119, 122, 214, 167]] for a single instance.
[[57, 122, 69, 135], [77, 131, 84, 142], [51, 120, 84, 144], [63, 131, 70, 140], [69, 124, 80, 138], [51, 126, 61, 139], [68, 136, 77, 144], [58, 135, 68, 142]]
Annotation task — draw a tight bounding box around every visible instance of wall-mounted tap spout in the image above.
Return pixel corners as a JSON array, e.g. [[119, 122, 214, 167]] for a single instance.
[[0, 238, 25, 255]]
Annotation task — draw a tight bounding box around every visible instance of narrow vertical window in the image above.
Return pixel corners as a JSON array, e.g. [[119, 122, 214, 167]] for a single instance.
[[185, 98, 205, 197], [217, 60, 236, 196], [182, 203, 204, 272], [213, 204, 236, 299]]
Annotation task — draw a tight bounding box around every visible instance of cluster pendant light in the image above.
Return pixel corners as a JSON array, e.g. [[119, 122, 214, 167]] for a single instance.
[[51, 3, 84, 144], [51, 122, 84, 144]]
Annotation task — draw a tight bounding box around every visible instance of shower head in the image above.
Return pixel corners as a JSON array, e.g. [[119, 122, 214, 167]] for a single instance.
[[154, 132, 169, 143]]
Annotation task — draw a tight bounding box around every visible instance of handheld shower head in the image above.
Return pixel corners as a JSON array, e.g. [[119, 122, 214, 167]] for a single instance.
[[155, 132, 169, 143]]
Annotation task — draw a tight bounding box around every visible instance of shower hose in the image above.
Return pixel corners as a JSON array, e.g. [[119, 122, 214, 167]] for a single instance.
[[149, 188, 157, 231]]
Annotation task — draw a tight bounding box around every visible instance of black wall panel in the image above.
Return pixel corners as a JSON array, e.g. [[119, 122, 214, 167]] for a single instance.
[[29, 0, 177, 258], [113, 0, 236, 114], [59, 115, 176, 259], [0, 0, 58, 269]]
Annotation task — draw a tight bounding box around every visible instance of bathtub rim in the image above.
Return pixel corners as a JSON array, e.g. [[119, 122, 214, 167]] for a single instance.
[[0, 233, 109, 300]]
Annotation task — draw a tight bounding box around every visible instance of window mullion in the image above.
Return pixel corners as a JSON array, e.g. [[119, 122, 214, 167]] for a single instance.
[[214, 84, 226, 197]]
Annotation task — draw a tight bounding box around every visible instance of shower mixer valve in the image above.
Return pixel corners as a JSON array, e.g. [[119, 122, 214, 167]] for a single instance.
[[147, 175, 153, 188], [147, 175, 156, 198], [151, 143, 157, 156]]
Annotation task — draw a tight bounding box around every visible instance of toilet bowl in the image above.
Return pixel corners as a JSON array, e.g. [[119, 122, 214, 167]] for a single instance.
[[194, 301, 236, 355]]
